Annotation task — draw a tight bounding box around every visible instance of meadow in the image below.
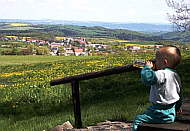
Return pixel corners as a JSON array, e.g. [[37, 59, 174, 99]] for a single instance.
[[0, 51, 190, 131], [0, 55, 100, 66]]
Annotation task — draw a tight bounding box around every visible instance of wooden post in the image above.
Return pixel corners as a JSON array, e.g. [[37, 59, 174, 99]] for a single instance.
[[49, 64, 140, 129], [71, 80, 82, 128]]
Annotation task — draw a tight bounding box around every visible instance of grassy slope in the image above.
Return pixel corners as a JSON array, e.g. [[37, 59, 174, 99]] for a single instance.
[[2, 22, 190, 42], [0, 23, 154, 41], [43, 25, 152, 40], [161, 30, 190, 42], [0, 53, 189, 131]]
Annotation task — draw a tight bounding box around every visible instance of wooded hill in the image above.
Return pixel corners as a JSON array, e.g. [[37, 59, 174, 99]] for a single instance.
[[1, 22, 190, 42], [161, 31, 190, 42], [0, 23, 160, 41]]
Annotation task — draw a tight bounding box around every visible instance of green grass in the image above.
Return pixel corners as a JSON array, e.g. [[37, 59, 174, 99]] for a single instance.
[[0, 24, 152, 40], [0, 52, 189, 131], [0, 55, 101, 65], [0, 71, 149, 131]]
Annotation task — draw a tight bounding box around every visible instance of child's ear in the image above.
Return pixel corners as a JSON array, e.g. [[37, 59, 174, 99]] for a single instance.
[[164, 59, 168, 65]]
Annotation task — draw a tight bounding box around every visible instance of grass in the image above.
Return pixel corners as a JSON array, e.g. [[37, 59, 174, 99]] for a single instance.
[[0, 71, 149, 131], [0, 52, 189, 131], [0, 55, 101, 65]]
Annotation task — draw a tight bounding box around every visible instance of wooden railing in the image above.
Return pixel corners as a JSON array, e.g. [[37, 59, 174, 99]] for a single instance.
[[50, 64, 139, 128]]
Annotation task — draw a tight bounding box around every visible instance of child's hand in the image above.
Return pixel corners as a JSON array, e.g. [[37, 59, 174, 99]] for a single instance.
[[145, 61, 154, 68], [177, 108, 183, 115]]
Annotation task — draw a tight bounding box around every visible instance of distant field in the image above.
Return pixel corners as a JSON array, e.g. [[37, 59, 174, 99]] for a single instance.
[[0, 26, 42, 30], [0, 55, 100, 65], [0, 23, 42, 30], [10, 23, 29, 26]]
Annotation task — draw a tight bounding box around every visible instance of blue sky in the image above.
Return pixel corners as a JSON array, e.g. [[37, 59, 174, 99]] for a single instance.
[[0, 0, 173, 23]]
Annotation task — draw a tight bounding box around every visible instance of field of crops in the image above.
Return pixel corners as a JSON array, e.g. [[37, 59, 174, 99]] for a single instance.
[[0, 51, 189, 131]]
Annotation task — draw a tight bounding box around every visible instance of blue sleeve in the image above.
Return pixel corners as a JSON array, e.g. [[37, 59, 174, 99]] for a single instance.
[[141, 65, 157, 86]]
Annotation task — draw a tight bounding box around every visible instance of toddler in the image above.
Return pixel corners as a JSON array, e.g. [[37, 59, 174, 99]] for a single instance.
[[132, 46, 182, 131]]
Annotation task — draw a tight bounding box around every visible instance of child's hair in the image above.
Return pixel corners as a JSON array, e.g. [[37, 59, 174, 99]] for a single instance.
[[157, 45, 181, 68]]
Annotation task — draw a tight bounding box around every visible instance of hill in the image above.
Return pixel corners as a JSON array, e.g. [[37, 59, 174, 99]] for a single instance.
[[0, 19, 173, 33], [2, 21, 190, 42], [0, 22, 160, 41], [161, 31, 190, 42]]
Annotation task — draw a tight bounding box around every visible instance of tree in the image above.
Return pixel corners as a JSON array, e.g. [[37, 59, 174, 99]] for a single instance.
[[36, 46, 50, 55], [27, 44, 36, 55], [166, 0, 190, 31], [57, 47, 65, 56]]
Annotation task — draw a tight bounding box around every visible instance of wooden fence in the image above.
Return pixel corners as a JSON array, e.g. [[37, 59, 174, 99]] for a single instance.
[[50, 64, 139, 128]]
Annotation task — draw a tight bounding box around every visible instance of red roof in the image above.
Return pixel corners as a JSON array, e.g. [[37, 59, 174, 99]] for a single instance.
[[74, 48, 83, 53]]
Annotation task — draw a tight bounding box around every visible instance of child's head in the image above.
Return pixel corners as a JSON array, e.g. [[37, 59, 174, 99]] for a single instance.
[[155, 46, 181, 69]]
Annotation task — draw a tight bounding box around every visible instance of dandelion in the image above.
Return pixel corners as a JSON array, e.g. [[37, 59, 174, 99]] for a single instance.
[[0, 84, 6, 88]]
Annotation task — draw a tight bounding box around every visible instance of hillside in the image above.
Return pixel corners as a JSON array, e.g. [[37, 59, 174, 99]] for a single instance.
[[0, 19, 173, 32], [161, 31, 190, 42], [0, 22, 160, 41], [2, 21, 190, 42], [0, 52, 190, 130], [62, 22, 173, 33]]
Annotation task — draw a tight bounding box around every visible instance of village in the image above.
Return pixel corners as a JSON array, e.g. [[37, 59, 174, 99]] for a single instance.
[[0, 35, 163, 56]]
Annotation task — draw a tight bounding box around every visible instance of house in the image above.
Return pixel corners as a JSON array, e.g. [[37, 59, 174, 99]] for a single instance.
[[50, 42, 64, 48], [64, 48, 75, 56], [64, 38, 73, 45], [74, 37, 87, 45], [126, 44, 163, 52], [38, 40, 49, 45], [143, 44, 163, 49], [73, 48, 85, 56], [126, 46, 141, 52], [26, 38, 37, 43], [89, 44, 103, 48], [63, 47, 87, 56], [49, 43, 64, 55]]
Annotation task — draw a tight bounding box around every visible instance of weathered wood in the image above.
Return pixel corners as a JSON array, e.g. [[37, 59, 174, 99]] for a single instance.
[[71, 80, 82, 128], [50, 64, 139, 86], [50, 63, 190, 130], [138, 122, 190, 131], [50, 64, 139, 129]]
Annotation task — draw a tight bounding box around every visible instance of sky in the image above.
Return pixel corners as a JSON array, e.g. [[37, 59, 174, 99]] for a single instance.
[[0, 0, 176, 24]]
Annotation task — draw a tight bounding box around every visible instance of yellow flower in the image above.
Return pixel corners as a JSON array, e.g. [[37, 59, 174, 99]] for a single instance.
[[0, 84, 6, 88], [0, 70, 33, 77]]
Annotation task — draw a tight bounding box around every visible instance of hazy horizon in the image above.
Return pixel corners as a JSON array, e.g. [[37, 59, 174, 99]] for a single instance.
[[0, 18, 172, 25], [0, 0, 173, 24]]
